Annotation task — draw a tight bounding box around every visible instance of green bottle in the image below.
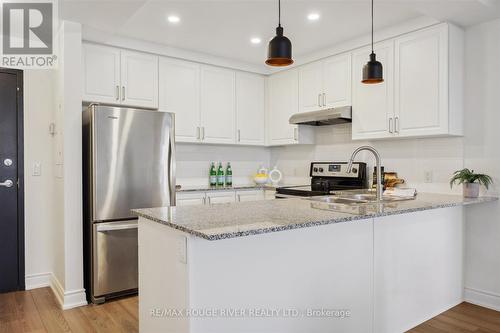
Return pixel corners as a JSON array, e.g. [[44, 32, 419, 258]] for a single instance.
[[209, 162, 217, 187], [217, 162, 225, 187], [225, 162, 233, 187]]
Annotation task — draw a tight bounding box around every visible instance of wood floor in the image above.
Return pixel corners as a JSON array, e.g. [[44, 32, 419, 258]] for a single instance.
[[1, 287, 499, 332]]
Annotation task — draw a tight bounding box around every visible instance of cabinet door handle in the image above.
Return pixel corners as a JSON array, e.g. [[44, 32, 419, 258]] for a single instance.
[[201, 127, 205, 140], [395, 116, 400, 134], [323, 93, 326, 107], [293, 127, 298, 141], [196, 127, 200, 140], [122, 86, 125, 101], [237, 129, 241, 142], [318, 94, 321, 107], [207, 197, 211, 204], [389, 118, 394, 133], [116, 85, 120, 100], [237, 194, 241, 202], [203, 197, 206, 205]]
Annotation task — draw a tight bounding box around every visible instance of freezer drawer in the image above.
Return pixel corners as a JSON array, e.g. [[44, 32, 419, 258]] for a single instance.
[[93, 221, 138, 298]]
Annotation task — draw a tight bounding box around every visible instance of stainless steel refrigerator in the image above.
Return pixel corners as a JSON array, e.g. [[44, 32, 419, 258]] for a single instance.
[[83, 104, 176, 304]]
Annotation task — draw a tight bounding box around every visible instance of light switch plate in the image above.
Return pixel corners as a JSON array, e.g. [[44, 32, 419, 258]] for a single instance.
[[33, 162, 41, 176]]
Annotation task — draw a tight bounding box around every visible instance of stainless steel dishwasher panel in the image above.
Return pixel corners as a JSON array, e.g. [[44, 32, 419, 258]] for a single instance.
[[93, 220, 138, 298]]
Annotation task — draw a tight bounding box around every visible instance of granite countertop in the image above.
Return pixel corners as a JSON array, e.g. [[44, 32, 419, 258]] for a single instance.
[[132, 193, 497, 241]]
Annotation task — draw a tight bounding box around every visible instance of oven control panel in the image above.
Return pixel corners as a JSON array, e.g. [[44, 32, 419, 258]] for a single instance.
[[310, 162, 362, 178]]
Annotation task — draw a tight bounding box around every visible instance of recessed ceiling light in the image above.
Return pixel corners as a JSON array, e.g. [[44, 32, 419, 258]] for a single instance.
[[250, 37, 262, 45], [307, 13, 320, 21], [167, 15, 180, 24]]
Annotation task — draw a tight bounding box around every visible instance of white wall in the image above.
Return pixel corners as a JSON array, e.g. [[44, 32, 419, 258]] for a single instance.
[[23, 70, 58, 289], [462, 18, 500, 310], [270, 124, 464, 193]]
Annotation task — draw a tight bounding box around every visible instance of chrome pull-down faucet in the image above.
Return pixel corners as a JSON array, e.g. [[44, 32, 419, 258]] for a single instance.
[[347, 146, 383, 201]]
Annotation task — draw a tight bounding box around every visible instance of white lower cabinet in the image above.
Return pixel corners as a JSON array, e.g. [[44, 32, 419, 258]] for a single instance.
[[176, 192, 206, 206], [236, 190, 265, 202]]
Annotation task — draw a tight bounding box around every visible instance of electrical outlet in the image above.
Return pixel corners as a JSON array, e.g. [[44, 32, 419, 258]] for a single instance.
[[424, 171, 433, 183]]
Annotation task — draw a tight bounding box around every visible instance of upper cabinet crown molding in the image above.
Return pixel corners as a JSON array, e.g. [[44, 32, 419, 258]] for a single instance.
[[82, 43, 159, 109]]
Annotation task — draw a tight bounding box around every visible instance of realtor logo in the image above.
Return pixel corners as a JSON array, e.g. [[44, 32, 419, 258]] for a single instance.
[[1, 0, 57, 68]]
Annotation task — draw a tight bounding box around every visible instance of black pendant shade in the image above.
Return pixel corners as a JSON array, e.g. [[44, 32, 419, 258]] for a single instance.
[[266, 0, 293, 67], [362, 52, 384, 84], [266, 26, 293, 66], [362, 0, 383, 84]]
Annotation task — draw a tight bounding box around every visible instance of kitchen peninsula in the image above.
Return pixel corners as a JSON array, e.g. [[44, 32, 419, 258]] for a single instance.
[[134, 194, 496, 333]]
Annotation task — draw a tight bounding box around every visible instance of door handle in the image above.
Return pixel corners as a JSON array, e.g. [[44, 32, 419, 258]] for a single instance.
[[389, 118, 394, 133], [116, 85, 120, 101], [318, 94, 321, 107], [323, 93, 326, 107], [293, 127, 298, 141], [395, 116, 400, 134], [122, 86, 125, 101], [0, 179, 13, 188], [201, 127, 205, 140], [237, 129, 241, 142], [196, 127, 200, 140]]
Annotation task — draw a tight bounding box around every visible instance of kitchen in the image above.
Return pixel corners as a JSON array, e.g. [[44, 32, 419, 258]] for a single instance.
[[1, 0, 500, 332]]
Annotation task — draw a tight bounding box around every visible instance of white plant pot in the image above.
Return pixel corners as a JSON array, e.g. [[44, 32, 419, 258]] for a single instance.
[[463, 182, 480, 198]]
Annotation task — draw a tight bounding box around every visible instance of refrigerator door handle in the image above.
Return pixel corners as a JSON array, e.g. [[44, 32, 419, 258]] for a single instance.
[[168, 115, 177, 206], [96, 221, 138, 232]]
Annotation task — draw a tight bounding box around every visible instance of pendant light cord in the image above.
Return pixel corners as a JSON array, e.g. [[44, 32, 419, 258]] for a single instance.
[[278, 0, 281, 27], [371, 0, 374, 53]]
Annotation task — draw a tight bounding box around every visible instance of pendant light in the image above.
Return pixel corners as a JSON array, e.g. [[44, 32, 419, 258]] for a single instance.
[[362, 0, 383, 84], [266, 0, 293, 67]]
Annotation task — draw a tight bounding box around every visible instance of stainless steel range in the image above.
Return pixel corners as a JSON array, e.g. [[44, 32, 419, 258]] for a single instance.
[[275, 162, 367, 198]]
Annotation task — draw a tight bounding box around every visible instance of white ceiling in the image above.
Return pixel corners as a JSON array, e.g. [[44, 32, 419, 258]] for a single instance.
[[60, 0, 500, 65]]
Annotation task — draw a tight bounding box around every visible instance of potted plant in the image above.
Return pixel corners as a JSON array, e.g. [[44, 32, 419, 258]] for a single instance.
[[450, 168, 493, 198]]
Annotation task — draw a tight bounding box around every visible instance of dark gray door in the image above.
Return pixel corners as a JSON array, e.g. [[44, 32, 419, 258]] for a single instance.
[[0, 68, 24, 293]]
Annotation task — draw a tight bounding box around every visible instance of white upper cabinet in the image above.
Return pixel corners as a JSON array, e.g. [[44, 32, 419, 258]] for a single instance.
[[121, 50, 158, 109], [267, 69, 314, 146], [82, 43, 121, 104], [394, 24, 463, 137], [236, 72, 266, 145], [298, 62, 324, 112], [200, 66, 236, 144], [82, 43, 159, 109], [159, 58, 201, 142], [352, 41, 395, 140], [323, 53, 352, 108], [298, 53, 351, 113], [352, 23, 463, 140]]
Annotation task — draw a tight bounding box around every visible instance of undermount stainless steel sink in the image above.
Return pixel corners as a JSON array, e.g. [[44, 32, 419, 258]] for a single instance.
[[307, 193, 415, 205]]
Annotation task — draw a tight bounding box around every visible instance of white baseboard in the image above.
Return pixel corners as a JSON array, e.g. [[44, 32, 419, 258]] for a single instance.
[[25, 272, 52, 290], [464, 287, 500, 311], [26, 272, 87, 310], [50, 273, 88, 310]]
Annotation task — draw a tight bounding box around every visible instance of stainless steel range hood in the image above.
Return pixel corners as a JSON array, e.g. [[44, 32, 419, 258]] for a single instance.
[[289, 106, 352, 126]]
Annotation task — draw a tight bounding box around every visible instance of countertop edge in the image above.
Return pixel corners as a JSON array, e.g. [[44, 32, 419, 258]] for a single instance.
[[133, 196, 498, 241]]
